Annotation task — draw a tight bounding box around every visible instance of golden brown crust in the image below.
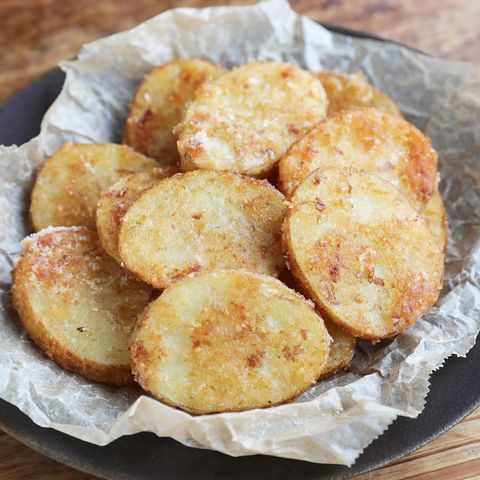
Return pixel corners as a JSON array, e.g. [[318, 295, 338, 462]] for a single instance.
[[283, 168, 444, 340], [177, 61, 328, 178], [422, 190, 448, 253], [96, 166, 178, 263], [124, 59, 225, 166], [315, 71, 402, 117], [278, 108, 438, 209], [11, 227, 152, 386], [131, 270, 330, 414], [30, 143, 157, 231], [118, 170, 288, 289]]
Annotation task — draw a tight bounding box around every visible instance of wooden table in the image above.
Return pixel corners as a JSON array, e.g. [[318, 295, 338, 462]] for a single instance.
[[1, 1, 479, 478]]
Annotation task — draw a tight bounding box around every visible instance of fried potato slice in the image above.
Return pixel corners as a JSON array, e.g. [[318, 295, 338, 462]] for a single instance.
[[279, 269, 355, 378], [177, 61, 328, 177], [119, 170, 287, 289], [278, 108, 438, 208], [283, 168, 444, 340], [316, 71, 402, 117], [131, 270, 330, 414], [319, 320, 356, 379], [422, 190, 448, 252], [30, 143, 157, 231], [124, 59, 225, 166], [96, 166, 177, 263], [11, 227, 152, 385]]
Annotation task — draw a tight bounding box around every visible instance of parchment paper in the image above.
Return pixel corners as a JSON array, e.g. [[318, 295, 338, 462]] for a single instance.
[[1, 0, 480, 466]]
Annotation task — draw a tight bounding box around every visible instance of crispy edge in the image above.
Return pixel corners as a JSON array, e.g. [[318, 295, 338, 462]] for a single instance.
[[11, 237, 134, 387], [131, 270, 330, 414]]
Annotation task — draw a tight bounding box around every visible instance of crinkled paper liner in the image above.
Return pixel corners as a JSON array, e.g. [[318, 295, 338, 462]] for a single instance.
[[0, 0, 480, 466]]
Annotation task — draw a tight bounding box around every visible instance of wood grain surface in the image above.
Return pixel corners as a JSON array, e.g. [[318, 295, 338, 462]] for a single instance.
[[1, 1, 479, 479], [2, 0, 480, 102]]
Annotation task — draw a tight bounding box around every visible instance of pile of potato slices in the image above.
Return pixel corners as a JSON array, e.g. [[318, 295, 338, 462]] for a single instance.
[[12, 59, 446, 414]]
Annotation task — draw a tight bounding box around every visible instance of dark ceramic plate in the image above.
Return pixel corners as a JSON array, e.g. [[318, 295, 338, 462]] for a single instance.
[[1, 25, 479, 480]]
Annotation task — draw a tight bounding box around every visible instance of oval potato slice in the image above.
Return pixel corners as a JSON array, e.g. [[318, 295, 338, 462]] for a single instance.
[[131, 270, 330, 414], [279, 269, 355, 378], [283, 168, 444, 340], [30, 143, 157, 231], [278, 108, 438, 208], [11, 227, 152, 385], [124, 59, 225, 166], [315, 71, 402, 118], [119, 170, 287, 289], [423, 190, 448, 252], [177, 61, 328, 177], [96, 166, 177, 263]]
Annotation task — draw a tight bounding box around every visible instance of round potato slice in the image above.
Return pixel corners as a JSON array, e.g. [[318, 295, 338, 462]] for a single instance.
[[124, 59, 225, 166], [96, 167, 177, 263], [422, 190, 448, 252], [131, 270, 330, 414], [11, 227, 152, 385], [177, 61, 328, 177], [278, 108, 438, 208], [283, 169, 444, 340], [279, 269, 355, 378], [315, 71, 402, 118], [30, 143, 157, 231], [119, 170, 287, 289]]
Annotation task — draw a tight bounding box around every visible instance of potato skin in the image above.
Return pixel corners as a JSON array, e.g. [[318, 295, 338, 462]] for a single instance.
[[11, 227, 152, 386], [30, 143, 157, 231], [119, 170, 288, 289], [315, 71, 402, 118], [283, 168, 444, 341], [177, 61, 328, 178], [278, 108, 438, 208], [96, 167, 177, 263], [124, 59, 225, 166], [131, 270, 330, 414]]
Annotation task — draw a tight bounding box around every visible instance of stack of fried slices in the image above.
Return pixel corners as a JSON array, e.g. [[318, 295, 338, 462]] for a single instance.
[[12, 60, 445, 414]]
